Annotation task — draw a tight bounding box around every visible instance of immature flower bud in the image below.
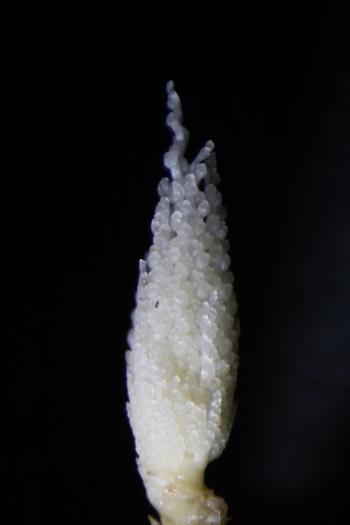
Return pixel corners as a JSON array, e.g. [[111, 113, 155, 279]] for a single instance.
[[126, 81, 239, 525]]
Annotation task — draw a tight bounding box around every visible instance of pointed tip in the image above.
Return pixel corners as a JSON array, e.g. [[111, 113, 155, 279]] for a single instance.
[[166, 80, 181, 112], [166, 80, 174, 93]]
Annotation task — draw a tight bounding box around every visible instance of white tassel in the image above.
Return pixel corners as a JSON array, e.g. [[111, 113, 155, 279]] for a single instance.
[[126, 81, 239, 525]]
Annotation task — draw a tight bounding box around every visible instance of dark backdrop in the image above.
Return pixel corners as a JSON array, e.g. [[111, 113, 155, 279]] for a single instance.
[[2, 9, 350, 524]]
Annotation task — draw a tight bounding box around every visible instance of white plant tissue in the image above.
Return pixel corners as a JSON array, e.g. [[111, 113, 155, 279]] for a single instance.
[[126, 81, 239, 525]]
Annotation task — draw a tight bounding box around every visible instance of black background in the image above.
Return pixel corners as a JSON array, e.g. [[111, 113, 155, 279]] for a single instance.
[[2, 8, 350, 524]]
